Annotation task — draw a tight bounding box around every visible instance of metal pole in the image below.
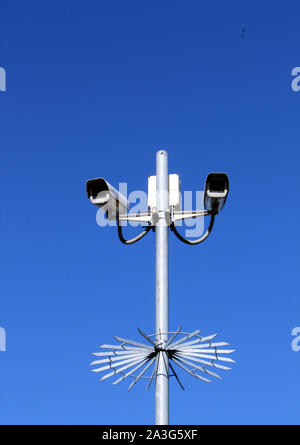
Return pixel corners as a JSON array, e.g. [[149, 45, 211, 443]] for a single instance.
[[155, 149, 169, 425]]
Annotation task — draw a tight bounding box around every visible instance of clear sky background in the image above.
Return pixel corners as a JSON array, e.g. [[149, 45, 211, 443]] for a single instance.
[[1, 0, 300, 425]]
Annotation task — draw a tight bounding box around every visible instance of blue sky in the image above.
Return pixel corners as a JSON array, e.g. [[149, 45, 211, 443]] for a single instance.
[[1, 0, 300, 425]]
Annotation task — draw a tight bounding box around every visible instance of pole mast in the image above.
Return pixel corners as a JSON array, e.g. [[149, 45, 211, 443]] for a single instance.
[[155, 150, 169, 425]]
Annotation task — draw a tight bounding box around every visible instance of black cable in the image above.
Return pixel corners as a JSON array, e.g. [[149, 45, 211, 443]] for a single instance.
[[170, 213, 216, 245], [117, 218, 152, 245]]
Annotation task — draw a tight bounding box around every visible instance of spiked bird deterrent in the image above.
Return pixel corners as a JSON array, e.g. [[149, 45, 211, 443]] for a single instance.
[[90, 327, 235, 391]]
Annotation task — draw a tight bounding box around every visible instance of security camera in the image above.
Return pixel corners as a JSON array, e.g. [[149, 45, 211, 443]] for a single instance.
[[86, 177, 129, 220], [204, 173, 229, 212]]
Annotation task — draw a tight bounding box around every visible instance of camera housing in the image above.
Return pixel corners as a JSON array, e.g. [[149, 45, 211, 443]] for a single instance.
[[204, 173, 229, 212], [86, 177, 129, 220]]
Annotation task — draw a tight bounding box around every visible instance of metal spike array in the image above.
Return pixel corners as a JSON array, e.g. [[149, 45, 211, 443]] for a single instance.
[[90, 327, 235, 391]]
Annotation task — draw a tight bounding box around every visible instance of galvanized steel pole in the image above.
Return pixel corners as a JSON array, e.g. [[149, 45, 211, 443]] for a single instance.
[[155, 150, 169, 425]]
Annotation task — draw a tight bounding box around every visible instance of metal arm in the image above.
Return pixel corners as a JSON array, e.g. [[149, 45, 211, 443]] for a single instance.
[[170, 213, 216, 245], [117, 218, 152, 245]]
